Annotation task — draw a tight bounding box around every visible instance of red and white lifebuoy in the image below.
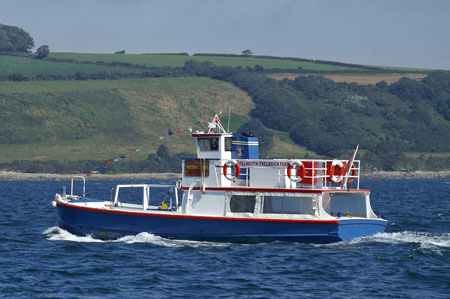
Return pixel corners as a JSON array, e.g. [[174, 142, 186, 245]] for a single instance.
[[329, 160, 345, 183], [287, 160, 306, 182], [223, 160, 241, 180]]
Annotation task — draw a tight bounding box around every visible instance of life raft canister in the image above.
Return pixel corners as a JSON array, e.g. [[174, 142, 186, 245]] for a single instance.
[[223, 160, 241, 180], [287, 160, 306, 182]]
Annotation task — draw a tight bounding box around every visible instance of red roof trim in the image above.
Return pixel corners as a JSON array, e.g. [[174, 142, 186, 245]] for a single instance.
[[180, 186, 370, 193], [55, 198, 339, 224], [192, 133, 224, 137]]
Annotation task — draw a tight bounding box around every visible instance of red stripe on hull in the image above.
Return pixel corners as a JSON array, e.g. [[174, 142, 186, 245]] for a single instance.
[[55, 198, 339, 224]]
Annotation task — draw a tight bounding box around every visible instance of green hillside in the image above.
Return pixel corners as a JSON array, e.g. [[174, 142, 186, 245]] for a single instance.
[[0, 77, 312, 165], [0, 51, 448, 173], [0, 55, 137, 76], [49, 53, 363, 71]]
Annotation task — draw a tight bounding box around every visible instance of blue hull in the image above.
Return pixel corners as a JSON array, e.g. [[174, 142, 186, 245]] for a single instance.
[[56, 203, 386, 243]]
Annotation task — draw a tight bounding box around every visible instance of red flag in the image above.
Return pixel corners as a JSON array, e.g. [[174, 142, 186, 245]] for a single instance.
[[106, 160, 112, 165], [86, 174, 91, 177], [176, 129, 181, 133], [128, 152, 133, 155]]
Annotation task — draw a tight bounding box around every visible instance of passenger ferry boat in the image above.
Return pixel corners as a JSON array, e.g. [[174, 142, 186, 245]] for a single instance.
[[53, 115, 387, 243]]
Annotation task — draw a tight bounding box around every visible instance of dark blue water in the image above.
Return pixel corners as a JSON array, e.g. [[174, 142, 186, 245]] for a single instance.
[[0, 179, 449, 298]]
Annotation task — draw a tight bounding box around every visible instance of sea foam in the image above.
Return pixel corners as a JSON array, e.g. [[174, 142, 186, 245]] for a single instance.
[[43, 227, 228, 248], [355, 231, 450, 248]]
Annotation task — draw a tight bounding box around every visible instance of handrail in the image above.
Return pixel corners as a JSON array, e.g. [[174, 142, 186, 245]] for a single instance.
[[112, 184, 175, 210], [183, 158, 361, 191], [230, 158, 361, 190], [71, 176, 85, 198], [184, 180, 201, 214]]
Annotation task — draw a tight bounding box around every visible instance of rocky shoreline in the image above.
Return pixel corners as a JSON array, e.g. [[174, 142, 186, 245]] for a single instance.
[[0, 171, 181, 181], [1, 170, 450, 181], [363, 170, 450, 179]]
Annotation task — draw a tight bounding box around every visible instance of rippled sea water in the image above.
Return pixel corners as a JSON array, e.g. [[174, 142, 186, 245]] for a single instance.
[[0, 179, 449, 298]]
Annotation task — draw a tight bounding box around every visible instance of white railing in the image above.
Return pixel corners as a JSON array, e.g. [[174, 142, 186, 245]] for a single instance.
[[215, 159, 361, 189], [71, 176, 86, 198], [182, 158, 362, 190], [113, 184, 178, 211]]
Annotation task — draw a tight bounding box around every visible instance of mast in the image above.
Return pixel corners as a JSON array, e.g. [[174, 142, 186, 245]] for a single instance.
[[207, 114, 228, 134]]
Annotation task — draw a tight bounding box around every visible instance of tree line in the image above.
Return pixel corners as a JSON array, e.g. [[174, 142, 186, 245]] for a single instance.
[[0, 24, 49, 59], [182, 60, 450, 171], [0, 24, 34, 52]]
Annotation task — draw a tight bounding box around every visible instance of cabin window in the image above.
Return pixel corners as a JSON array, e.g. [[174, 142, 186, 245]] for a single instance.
[[262, 196, 313, 215], [184, 159, 210, 177], [198, 138, 219, 151], [225, 137, 232, 151], [329, 193, 366, 217], [230, 195, 256, 213]]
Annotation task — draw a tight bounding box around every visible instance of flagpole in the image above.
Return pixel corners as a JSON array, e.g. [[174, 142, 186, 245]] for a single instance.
[[343, 144, 359, 189]]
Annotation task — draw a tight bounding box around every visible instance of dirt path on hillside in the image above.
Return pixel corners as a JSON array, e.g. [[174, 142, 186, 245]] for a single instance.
[[324, 74, 426, 85], [269, 74, 426, 85]]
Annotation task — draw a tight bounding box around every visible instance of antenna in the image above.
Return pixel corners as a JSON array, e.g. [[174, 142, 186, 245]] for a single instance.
[[208, 114, 227, 133], [227, 106, 231, 133]]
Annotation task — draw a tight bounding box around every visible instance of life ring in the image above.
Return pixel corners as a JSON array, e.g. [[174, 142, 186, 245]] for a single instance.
[[223, 160, 241, 180], [329, 160, 345, 183], [287, 160, 306, 182]]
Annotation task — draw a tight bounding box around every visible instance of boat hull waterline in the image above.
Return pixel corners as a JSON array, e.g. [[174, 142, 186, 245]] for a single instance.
[[55, 199, 387, 243]]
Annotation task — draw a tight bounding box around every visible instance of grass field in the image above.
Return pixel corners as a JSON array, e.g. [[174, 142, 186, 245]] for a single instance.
[[267, 73, 428, 84], [0, 55, 137, 76], [49, 53, 362, 71]]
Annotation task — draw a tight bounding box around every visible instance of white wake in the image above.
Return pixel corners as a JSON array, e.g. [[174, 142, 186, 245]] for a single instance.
[[43, 226, 104, 243], [43, 227, 228, 248], [353, 231, 450, 249]]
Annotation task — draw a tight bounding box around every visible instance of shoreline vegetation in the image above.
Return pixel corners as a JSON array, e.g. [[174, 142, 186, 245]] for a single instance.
[[2, 170, 450, 181]]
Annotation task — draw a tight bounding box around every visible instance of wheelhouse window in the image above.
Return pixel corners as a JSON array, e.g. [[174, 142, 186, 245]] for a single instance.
[[225, 137, 232, 151], [230, 195, 256, 213], [198, 138, 219, 151]]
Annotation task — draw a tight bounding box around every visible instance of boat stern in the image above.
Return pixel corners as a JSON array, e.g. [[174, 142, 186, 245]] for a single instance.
[[337, 218, 387, 241]]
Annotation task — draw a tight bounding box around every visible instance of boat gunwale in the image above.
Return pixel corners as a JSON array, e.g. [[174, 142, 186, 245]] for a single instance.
[[55, 197, 342, 224]]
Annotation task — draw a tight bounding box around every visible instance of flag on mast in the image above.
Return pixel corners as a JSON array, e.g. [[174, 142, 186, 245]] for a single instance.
[[343, 144, 359, 188]]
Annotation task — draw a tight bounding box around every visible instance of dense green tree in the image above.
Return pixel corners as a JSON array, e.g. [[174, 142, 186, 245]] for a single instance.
[[156, 144, 170, 160], [253, 65, 264, 72], [36, 45, 49, 59], [388, 77, 423, 102], [0, 24, 34, 52], [292, 75, 335, 100], [0, 30, 12, 50], [241, 49, 253, 56]]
